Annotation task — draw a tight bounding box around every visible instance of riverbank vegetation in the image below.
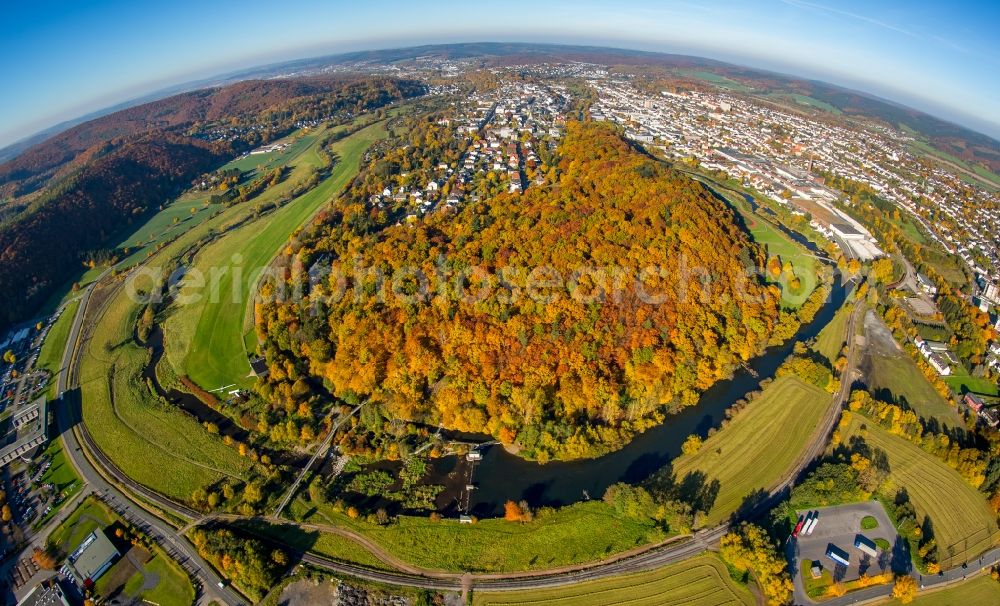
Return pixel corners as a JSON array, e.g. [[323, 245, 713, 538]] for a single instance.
[[77, 277, 254, 500], [287, 496, 672, 573]]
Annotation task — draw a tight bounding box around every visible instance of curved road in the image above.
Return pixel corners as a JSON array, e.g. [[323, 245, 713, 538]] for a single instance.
[[53, 278, 244, 606], [53, 272, 995, 604]]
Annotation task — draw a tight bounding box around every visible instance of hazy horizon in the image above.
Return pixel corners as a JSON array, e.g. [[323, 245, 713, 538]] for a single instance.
[[3, 1, 999, 149]]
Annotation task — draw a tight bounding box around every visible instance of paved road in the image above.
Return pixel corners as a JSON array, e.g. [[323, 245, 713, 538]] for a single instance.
[[54, 272, 999, 603], [52, 278, 244, 606], [794, 545, 1000, 606]]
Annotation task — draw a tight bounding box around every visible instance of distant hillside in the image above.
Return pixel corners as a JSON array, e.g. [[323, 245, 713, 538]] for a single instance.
[[305, 43, 1000, 172], [0, 76, 424, 330], [0, 76, 421, 199], [8, 42, 994, 182], [0, 136, 226, 327]]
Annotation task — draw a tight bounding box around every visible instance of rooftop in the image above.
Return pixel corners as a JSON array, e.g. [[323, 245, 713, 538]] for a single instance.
[[68, 530, 119, 584], [16, 579, 70, 606]]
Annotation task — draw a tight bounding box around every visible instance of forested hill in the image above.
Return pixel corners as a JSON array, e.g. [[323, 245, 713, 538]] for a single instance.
[[0, 136, 226, 327], [0, 76, 424, 199], [0, 77, 424, 330], [256, 122, 781, 461]]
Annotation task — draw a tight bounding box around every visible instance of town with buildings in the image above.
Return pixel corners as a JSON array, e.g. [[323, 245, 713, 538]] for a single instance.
[[3, 47, 1000, 606]]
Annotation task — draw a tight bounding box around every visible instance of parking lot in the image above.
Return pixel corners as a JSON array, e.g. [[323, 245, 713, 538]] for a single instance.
[[789, 501, 908, 584]]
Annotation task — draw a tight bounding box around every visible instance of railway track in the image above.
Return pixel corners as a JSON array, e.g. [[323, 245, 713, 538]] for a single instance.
[[58, 273, 869, 597]]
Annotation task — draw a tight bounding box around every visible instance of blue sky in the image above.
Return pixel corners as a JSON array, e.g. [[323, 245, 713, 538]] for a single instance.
[[2, 0, 999, 147]]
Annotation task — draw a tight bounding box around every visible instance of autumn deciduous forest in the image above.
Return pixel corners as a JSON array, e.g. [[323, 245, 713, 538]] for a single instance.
[[257, 123, 782, 460]]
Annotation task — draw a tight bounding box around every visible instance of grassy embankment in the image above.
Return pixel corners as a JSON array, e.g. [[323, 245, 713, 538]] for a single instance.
[[288, 497, 669, 574], [813, 300, 852, 364], [49, 497, 194, 606], [77, 276, 253, 499], [33, 438, 82, 527], [471, 553, 754, 606], [36, 297, 80, 398], [840, 415, 999, 568], [165, 120, 388, 392], [669, 376, 832, 526], [233, 519, 397, 572], [867, 345, 963, 426]]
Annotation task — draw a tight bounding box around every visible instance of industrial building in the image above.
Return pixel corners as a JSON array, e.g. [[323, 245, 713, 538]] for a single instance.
[[15, 579, 71, 606], [64, 530, 120, 588], [0, 397, 49, 468]]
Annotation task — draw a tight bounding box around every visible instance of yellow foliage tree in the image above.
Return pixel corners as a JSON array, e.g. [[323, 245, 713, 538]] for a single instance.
[[892, 575, 917, 603]]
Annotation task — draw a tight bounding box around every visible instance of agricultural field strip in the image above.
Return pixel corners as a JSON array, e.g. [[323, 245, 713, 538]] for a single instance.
[[472, 555, 752, 606], [175, 119, 388, 390], [671, 376, 831, 524], [841, 416, 998, 566]]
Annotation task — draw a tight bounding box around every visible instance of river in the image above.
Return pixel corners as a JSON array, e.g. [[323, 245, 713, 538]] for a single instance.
[[141, 325, 308, 467], [454, 274, 849, 517]]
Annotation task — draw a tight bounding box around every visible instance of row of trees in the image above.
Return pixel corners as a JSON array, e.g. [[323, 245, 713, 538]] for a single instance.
[[848, 390, 988, 488]]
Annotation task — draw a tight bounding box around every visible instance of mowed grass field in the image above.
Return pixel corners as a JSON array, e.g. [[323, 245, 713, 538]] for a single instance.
[[841, 416, 999, 568], [290, 498, 669, 573], [78, 277, 252, 500], [814, 301, 851, 364], [37, 297, 80, 396], [166, 119, 388, 391], [945, 372, 999, 398], [671, 376, 831, 526], [223, 127, 325, 174], [750, 217, 818, 306], [122, 553, 196, 606], [472, 553, 754, 606], [880, 575, 1000, 606], [49, 497, 114, 551], [692, 175, 817, 307], [867, 347, 963, 426]]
